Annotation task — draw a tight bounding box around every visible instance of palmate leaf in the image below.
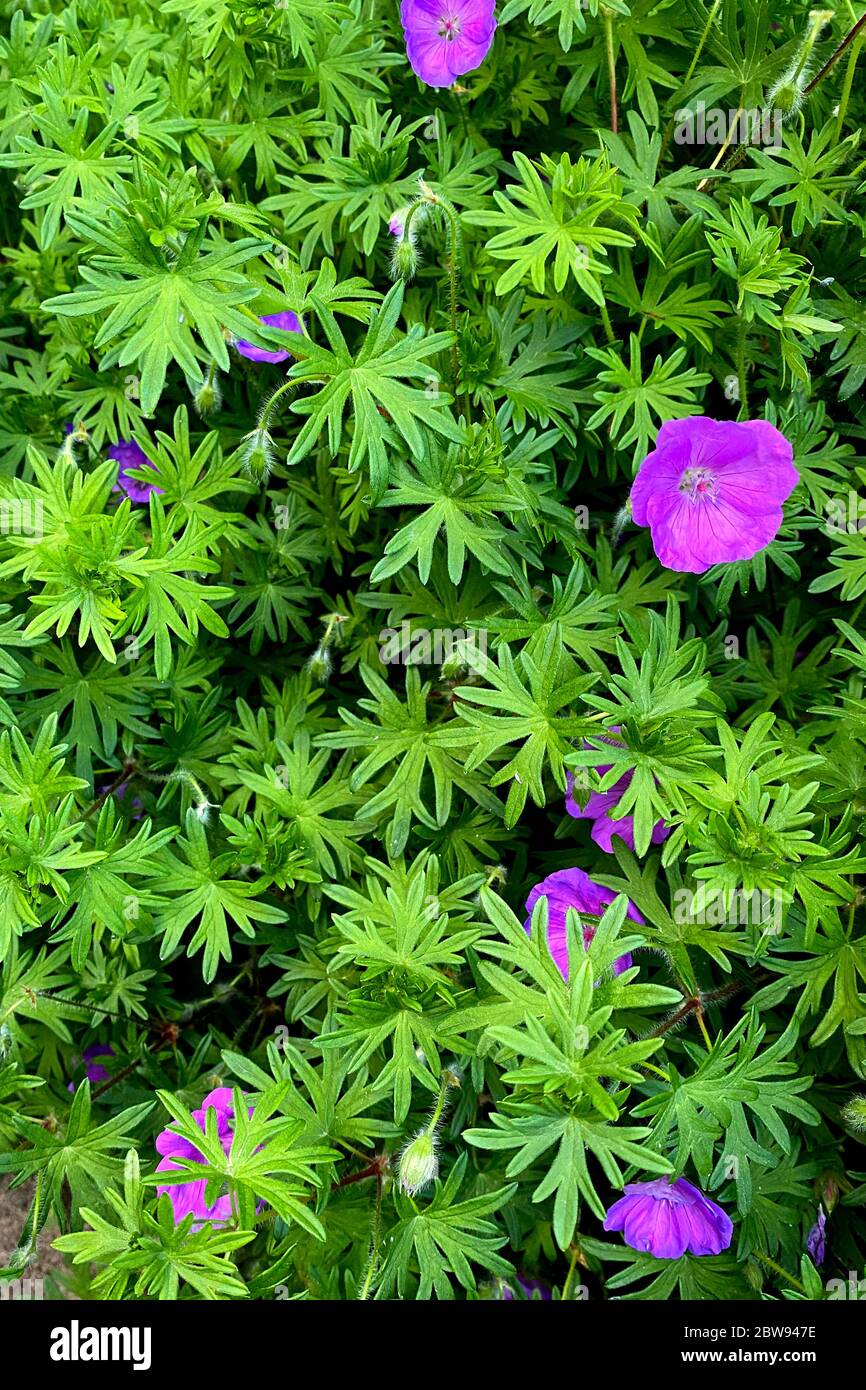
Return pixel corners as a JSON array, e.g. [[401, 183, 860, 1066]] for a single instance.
[[317, 664, 502, 856], [233, 731, 369, 876], [632, 1016, 820, 1213], [586, 333, 712, 466], [0, 1080, 153, 1226], [497, 0, 628, 52], [147, 1083, 337, 1238], [370, 451, 526, 586], [466, 1104, 671, 1250], [56, 1192, 254, 1300], [42, 213, 268, 414], [49, 801, 176, 971], [0, 86, 131, 246], [471, 151, 639, 303], [115, 500, 234, 679], [581, 1235, 752, 1300], [450, 628, 596, 825], [155, 810, 288, 982], [374, 1154, 516, 1299], [284, 281, 463, 502], [18, 641, 159, 784]]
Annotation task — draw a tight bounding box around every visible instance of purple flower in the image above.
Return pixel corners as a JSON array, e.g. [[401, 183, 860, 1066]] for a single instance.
[[400, 0, 496, 89], [389, 207, 409, 237], [566, 731, 669, 854], [99, 780, 143, 822], [630, 417, 798, 575], [235, 310, 304, 364], [524, 867, 641, 979], [67, 1043, 114, 1093], [500, 1275, 551, 1300], [156, 1087, 246, 1228], [603, 1177, 733, 1259], [806, 1206, 827, 1266], [109, 440, 163, 504]]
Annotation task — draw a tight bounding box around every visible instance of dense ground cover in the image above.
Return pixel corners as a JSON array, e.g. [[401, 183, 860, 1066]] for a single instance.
[[1, 0, 866, 1303]]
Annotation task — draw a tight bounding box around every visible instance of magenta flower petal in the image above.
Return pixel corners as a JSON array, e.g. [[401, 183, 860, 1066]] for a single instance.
[[109, 440, 163, 504], [603, 1177, 733, 1258], [630, 417, 797, 574], [154, 1086, 248, 1227], [401, 0, 496, 88], [67, 1043, 115, 1092], [524, 867, 640, 979], [235, 310, 304, 364], [565, 730, 669, 855]]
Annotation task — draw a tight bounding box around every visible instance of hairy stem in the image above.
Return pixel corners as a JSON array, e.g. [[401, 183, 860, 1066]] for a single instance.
[[602, 9, 618, 134]]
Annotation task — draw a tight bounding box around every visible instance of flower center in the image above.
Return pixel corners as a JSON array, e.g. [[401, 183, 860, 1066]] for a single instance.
[[438, 13, 461, 38], [678, 466, 717, 502]]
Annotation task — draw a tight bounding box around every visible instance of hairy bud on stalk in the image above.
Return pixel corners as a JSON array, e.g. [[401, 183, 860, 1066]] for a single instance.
[[306, 645, 332, 682], [194, 369, 222, 417], [843, 1095, 866, 1132], [391, 236, 419, 283], [766, 9, 834, 121], [241, 427, 275, 485], [398, 1129, 438, 1196]]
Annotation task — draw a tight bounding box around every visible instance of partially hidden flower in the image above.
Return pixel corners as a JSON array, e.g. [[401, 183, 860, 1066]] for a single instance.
[[99, 780, 143, 822], [806, 1206, 827, 1266], [400, 0, 496, 89], [109, 439, 163, 504], [389, 206, 410, 237], [499, 1275, 552, 1300], [524, 867, 640, 979], [566, 729, 669, 854], [156, 1087, 250, 1228], [603, 1177, 733, 1259], [630, 417, 798, 575], [67, 1043, 114, 1093], [235, 310, 304, 364]]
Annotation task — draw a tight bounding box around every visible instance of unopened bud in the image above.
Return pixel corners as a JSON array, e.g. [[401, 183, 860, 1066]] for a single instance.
[[818, 1173, 840, 1215], [391, 237, 419, 283], [398, 1129, 438, 1196], [843, 1095, 866, 1133], [306, 645, 332, 682], [241, 427, 274, 485], [194, 372, 222, 417]]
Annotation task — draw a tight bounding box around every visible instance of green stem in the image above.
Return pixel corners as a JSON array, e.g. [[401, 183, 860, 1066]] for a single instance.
[[804, 9, 866, 96], [401, 193, 466, 413], [602, 9, 618, 134], [562, 1247, 581, 1301], [736, 317, 749, 417], [834, 24, 865, 140], [659, 0, 722, 162], [357, 1176, 384, 1301], [599, 299, 616, 346], [258, 378, 297, 433], [753, 1250, 808, 1295], [427, 1071, 452, 1134]]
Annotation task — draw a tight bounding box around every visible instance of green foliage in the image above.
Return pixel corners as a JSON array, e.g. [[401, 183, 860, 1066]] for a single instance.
[[0, 0, 864, 1307]]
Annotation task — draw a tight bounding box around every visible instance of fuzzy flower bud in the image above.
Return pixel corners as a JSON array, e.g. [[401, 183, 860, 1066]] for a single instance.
[[241, 426, 275, 485], [843, 1095, 866, 1133], [391, 236, 419, 283], [306, 645, 332, 682], [194, 371, 222, 417], [398, 1129, 438, 1196]]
